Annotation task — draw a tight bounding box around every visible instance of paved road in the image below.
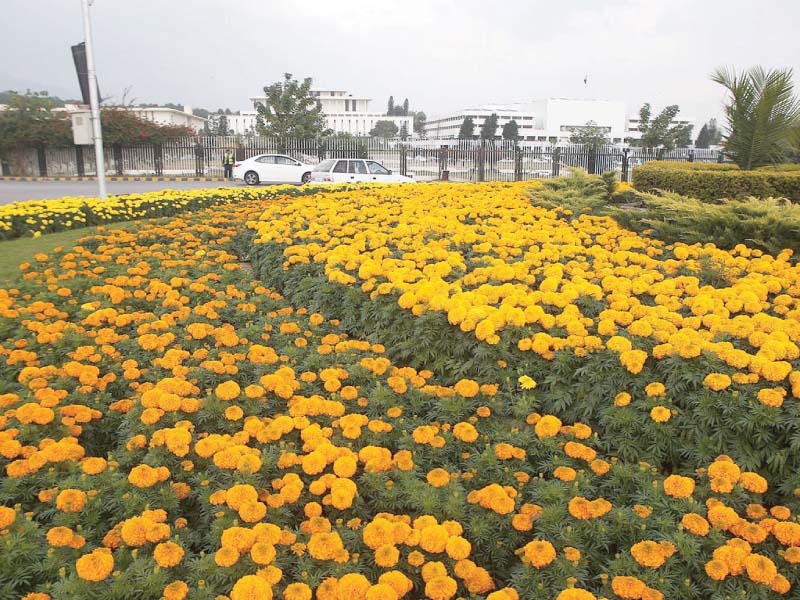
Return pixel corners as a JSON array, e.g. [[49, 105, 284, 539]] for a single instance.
[[0, 180, 248, 205]]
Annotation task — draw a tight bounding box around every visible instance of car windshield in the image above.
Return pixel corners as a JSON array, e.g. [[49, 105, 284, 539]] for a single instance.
[[312, 159, 336, 172]]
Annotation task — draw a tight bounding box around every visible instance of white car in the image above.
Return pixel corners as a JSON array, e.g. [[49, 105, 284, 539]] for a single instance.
[[309, 159, 414, 184], [233, 154, 313, 185]]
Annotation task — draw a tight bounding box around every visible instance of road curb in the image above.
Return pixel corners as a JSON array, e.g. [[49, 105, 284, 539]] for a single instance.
[[0, 176, 232, 182]]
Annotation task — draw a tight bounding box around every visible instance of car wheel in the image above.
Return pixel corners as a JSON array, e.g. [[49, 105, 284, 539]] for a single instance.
[[301, 172, 311, 184], [244, 171, 259, 185]]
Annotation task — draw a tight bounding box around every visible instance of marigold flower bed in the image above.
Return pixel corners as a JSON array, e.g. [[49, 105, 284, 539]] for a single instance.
[[0, 184, 798, 600]]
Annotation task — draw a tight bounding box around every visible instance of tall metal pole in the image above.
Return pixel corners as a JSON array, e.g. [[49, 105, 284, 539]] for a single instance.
[[81, 0, 106, 198]]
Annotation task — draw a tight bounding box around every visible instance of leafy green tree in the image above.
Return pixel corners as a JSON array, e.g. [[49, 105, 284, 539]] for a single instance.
[[480, 113, 499, 140], [387, 96, 395, 116], [413, 111, 427, 138], [369, 120, 399, 138], [402, 98, 409, 116], [695, 123, 711, 148], [399, 123, 409, 140], [458, 116, 475, 140], [502, 120, 519, 141], [633, 103, 693, 150], [569, 121, 609, 146], [216, 114, 230, 136], [711, 66, 800, 169], [100, 108, 195, 144], [255, 73, 326, 138], [0, 91, 73, 155]]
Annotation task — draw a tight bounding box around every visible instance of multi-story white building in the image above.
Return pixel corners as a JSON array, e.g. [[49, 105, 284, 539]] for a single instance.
[[228, 88, 414, 137], [425, 98, 694, 144], [425, 98, 629, 143]]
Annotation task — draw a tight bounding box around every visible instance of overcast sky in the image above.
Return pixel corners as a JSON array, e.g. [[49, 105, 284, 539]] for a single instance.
[[2, 0, 799, 126]]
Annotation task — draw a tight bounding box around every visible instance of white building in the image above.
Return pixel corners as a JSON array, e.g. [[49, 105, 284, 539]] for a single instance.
[[228, 88, 414, 137], [127, 106, 207, 132], [625, 113, 695, 142], [425, 98, 694, 144], [425, 98, 629, 143]]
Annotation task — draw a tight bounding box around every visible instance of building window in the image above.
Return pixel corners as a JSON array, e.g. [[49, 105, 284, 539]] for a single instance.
[[345, 99, 350, 112]]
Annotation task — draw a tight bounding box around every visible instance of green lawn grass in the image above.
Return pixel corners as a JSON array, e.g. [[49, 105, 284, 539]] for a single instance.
[[0, 226, 124, 285]]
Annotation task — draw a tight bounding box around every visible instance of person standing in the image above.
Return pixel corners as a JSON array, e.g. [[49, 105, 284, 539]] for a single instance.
[[194, 141, 205, 176], [222, 150, 235, 179]]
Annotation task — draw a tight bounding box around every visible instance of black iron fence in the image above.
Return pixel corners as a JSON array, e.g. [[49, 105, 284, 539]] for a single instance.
[[0, 137, 723, 182]]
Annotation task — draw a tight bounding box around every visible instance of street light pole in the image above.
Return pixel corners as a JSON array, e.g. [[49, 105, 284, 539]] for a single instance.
[[80, 0, 107, 198]]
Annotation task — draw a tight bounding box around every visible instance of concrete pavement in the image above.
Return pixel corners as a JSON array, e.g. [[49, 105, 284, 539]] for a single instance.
[[0, 180, 248, 204]]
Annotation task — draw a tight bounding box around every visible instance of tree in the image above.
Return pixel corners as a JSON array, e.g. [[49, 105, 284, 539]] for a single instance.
[[387, 96, 395, 116], [399, 123, 409, 140], [0, 91, 73, 166], [711, 65, 800, 169], [255, 73, 327, 138], [413, 111, 427, 138], [569, 121, 609, 146], [216, 114, 230, 136], [369, 120, 399, 138], [502, 120, 519, 141], [100, 108, 195, 145], [708, 118, 722, 145], [458, 116, 475, 140], [633, 103, 694, 150], [480, 113, 499, 140], [402, 98, 409, 116], [695, 123, 711, 148]]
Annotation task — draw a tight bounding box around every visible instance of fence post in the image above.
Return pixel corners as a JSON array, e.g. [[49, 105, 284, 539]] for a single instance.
[[113, 144, 123, 175], [400, 144, 407, 177], [514, 145, 522, 181], [587, 145, 597, 175], [717, 151, 724, 164], [75, 145, 85, 177], [621, 148, 630, 182], [477, 141, 485, 182], [552, 147, 560, 177], [37, 145, 48, 177]]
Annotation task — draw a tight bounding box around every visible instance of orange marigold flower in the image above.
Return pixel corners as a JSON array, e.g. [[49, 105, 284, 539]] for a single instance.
[[76, 548, 114, 582]]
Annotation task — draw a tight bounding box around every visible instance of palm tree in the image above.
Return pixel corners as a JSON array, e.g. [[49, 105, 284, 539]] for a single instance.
[[711, 66, 800, 169]]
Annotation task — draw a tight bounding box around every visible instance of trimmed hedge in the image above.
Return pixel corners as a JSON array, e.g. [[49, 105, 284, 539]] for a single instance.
[[632, 161, 800, 201]]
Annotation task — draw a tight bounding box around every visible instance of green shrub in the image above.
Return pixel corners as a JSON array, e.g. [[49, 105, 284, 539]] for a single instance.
[[632, 161, 800, 201]]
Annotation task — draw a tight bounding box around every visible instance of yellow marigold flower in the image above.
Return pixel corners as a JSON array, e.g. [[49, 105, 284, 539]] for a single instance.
[[663, 474, 695, 498], [424, 575, 457, 600], [681, 513, 710, 536], [230, 575, 273, 600], [154, 541, 184, 568], [614, 392, 631, 407], [76, 548, 114, 582], [284, 582, 312, 600], [215, 380, 241, 401], [374, 544, 400, 568], [518, 375, 537, 390], [0, 506, 16, 529], [453, 422, 478, 442], [703, 373, 732, 392], [56, 489, 87, 513], [163, 581, 189, 600], [705, 559, 729, 581], [649, 406, 671, 423], [427, 468, 451, 488], [521, 540, 556, 568], [644, 382, 666, 397], [554, 466, 577, 482], [534, 415, 562, 438], [556, 590, 596, 600], [454, 378, 480, 398]]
